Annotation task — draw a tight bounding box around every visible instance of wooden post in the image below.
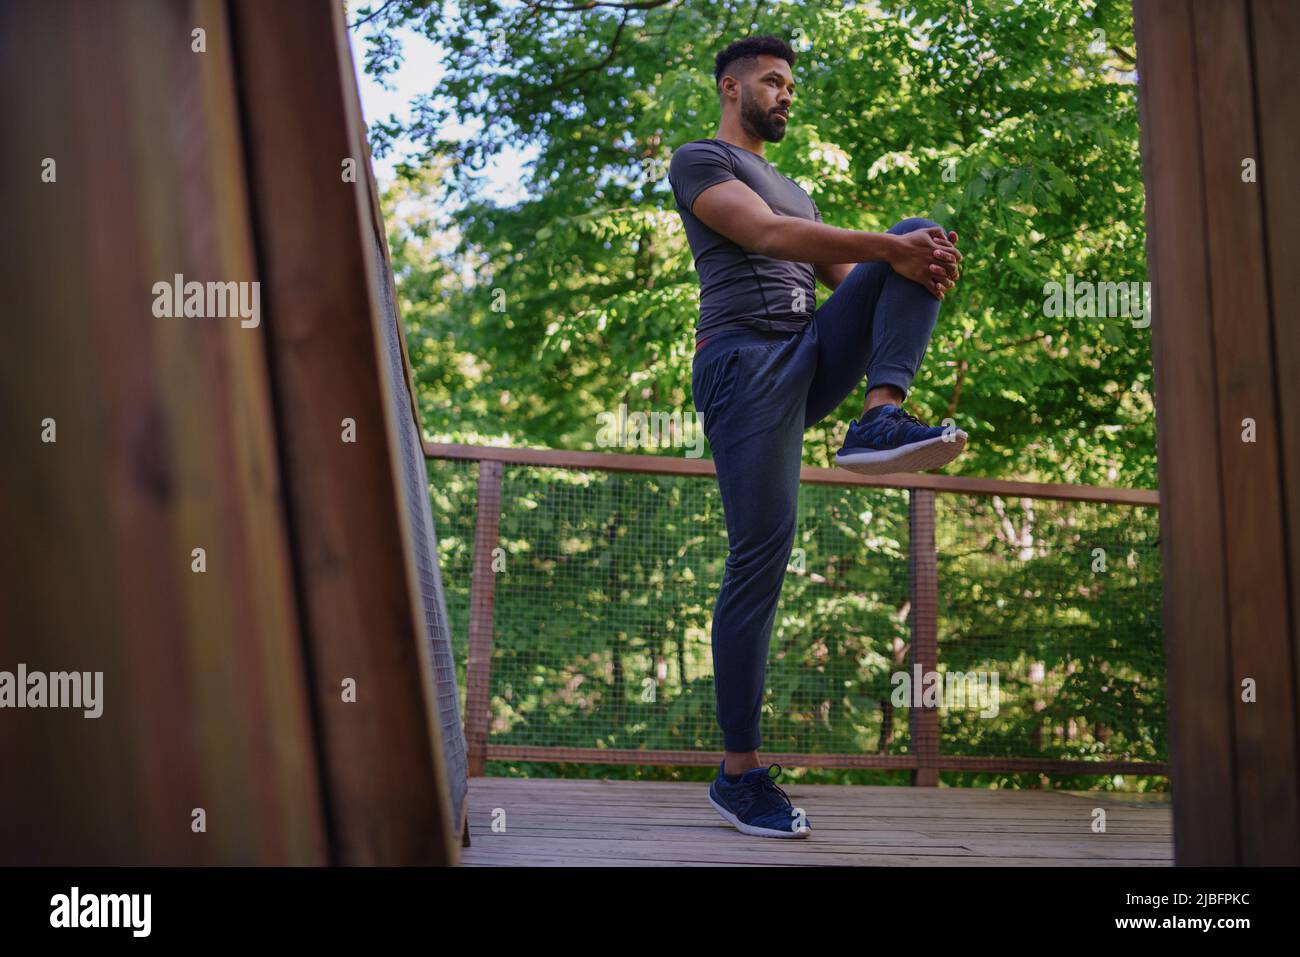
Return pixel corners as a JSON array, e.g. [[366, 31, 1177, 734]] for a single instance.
[[0, 0, 329, 864], [465, 460, 504, 776], [909, 489, 940, 786], [1135, 0, 1300, 864], [229, 0, 462, 864]]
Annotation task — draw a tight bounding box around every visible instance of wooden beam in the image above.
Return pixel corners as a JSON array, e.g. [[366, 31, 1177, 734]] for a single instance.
[[1133, 0, 1237, 866], [227, 0, 457, 864], [1191, 0, 1299, 864], [1135, 0, 1300, 864], [425, 442, 1160, 506], [0, 0, 327, 864], [1249, 0, 1300, 858]]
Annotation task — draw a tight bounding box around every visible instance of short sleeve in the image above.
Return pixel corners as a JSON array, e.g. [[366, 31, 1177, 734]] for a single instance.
[[812, 197, 823, 223], [668, 140, 737, 213]]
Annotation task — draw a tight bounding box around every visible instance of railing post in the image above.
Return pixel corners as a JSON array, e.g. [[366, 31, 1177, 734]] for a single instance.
[[464, 459, 503, 776], [909, 488, 940, 786]]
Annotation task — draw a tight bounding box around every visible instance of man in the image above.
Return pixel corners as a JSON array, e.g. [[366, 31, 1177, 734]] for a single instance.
[[667, 35, 967, 838]]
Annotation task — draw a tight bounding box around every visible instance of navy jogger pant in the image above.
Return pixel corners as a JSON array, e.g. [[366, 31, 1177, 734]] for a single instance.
[[691, 217, 946, 752]]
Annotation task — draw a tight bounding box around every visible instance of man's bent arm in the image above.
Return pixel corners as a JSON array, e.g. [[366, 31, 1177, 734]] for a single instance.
[[759, 216, 900, 264], [692, 179, 899, 264]]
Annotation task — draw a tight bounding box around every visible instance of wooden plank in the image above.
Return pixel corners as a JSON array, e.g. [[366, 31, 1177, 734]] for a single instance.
[[465, 777, 1171, 805], [1132, 0, 1239, 865], [462, 797, 1170, 821], [465, 460, 504, 775], [463, 853, 1169, 867], [0, 0, 326, 864], [1192, 0, 1300, 864], [227, 0, 456, 864], [464, 838, 1175, 860], [424, 442, 1159, 505], [462, 792, 1166, 812], [350, 59, 470, 857], [463, 790, 1169, 811], [456, 805, 1166, 824], [458, 817, 1169, 840], [481, 745, 1166, 775], [460, 809, 1170, 832], [909, 490, 940, 785], [1249, 0, 1300, 859]]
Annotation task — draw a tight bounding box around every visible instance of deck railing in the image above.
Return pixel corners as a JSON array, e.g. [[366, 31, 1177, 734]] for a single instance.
[[425, 442, 1166, 785]]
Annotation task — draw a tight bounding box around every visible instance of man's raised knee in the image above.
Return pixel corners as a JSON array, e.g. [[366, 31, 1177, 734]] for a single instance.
[[890, 216, 942, 234]]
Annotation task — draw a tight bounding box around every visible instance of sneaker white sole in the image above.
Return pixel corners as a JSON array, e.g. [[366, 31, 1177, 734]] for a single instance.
[[836, 430, 968, 476], [708, 790, 812, 839]]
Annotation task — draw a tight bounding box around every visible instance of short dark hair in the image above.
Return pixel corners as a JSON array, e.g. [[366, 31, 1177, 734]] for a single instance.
[[713, 35, 797, 90]]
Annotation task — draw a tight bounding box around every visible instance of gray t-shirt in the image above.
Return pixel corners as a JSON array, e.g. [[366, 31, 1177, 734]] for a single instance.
[[668, 138, 822, 344]]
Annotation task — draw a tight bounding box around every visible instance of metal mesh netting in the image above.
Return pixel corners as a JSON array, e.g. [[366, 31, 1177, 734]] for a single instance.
[[369, 231, 470, 823], [428, 457, 1165, 777], [935, 495, 1165, 763]]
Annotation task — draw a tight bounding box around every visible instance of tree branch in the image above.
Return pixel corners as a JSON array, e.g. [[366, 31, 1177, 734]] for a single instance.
[[528, 0, 675, 13], [348, 0, 395, 30], [978, 330, 1050, 355], [946, 358, 968, 420]]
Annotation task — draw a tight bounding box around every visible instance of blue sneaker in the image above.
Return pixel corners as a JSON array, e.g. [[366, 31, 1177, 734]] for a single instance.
[[708, 762, 811, 838], [835, 404, 966, 475]]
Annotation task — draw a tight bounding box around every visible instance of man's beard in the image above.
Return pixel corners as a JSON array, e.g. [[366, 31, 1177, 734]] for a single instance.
[[740, 87, 787, 142]]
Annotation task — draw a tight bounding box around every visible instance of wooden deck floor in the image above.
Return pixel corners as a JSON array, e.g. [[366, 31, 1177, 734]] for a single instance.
[[461, 776, 1174, 866]]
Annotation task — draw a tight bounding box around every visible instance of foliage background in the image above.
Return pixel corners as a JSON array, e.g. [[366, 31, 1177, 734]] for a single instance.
[[351, 0, 1165, 790]]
